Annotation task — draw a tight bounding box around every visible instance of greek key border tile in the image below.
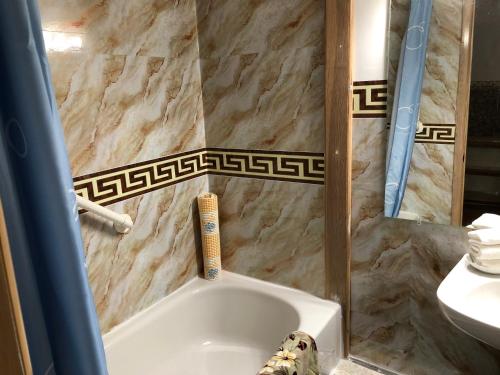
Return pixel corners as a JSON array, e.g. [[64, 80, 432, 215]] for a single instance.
[[73, 148, 325, 206], [353, 80, 388, 118], [384, 122, 456, 144], [415, 123, 456, 144], [205, 148, 324, 184]]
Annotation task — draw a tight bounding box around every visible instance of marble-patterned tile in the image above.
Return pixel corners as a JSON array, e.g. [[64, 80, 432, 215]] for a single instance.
[[388, 0, 462, 124], [48, 52, 205, 176], [81, 177, 207, 333], [196, 0, 324, 152], [199, 47, 324, 151], [352, 118, 387, 191], [194, 0, 326, 303], [351, 118, 415, 368], [350, 213, 414, 364], [40, 0, 208, 334], [400, 143, 454, 224], [195, 0, 324, 59], [39, 0, 200, 58], [209, 175, 325, 297]]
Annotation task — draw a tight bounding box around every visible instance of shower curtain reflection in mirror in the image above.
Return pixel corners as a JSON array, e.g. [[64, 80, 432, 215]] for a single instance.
[[385, 0, 433, 218]]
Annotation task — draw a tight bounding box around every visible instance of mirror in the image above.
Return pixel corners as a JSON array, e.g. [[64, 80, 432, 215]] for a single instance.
[[385, 0, 500, 226]]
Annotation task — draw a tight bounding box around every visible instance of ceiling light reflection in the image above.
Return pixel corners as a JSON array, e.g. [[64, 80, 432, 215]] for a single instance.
[[42, 30, 83, 52]]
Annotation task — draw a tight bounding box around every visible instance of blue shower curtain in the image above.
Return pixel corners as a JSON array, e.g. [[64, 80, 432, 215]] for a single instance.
[[0, 1, 108, 374], [385, 0, 433, 217]]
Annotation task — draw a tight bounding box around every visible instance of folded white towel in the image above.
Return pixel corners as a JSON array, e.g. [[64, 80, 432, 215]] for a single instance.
[[469, 243, 500, 260], [470, 255, 500, 268], [468, 254, 500, 274], [469, 239, 500, 249], [468, 228, 500, 245], [470, 213, 500, 229]]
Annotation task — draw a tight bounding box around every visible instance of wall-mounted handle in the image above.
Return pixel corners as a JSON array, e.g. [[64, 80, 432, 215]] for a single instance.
[[398, 210, 422, 225], [76, 195, 133, 233]]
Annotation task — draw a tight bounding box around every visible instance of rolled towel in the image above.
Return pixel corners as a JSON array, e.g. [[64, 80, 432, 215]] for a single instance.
[[468, 228, 500, 245], [469, 243, 500, 260], [470, 213, 500, 229]]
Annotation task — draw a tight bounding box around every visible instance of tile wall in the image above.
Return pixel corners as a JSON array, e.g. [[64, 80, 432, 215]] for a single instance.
[[40, 0, 328, 331]]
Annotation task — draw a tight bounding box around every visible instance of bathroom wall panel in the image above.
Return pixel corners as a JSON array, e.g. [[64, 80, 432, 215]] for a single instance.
[[41, 0, 206, 177], [197, 0, 327, 295], [350, 118, 415, 367], [196, 0, 323, 60], [40, 0, 200, 58], [41, 0, 328, 332], [400, 143, 454, 224], [209, 175, 325, 297], [81, 178, 206, 333], [47, 51, 205, 177], [198, 49, 324, 151], [196, 0, 325, 153], [40, 0, 208, 333]]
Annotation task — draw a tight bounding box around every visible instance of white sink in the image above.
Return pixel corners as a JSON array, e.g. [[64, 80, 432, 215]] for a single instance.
[[437, 255, 500, 349]]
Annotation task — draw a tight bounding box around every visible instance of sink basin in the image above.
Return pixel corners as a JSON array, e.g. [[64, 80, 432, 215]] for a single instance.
[[437, 255, 500, 349]]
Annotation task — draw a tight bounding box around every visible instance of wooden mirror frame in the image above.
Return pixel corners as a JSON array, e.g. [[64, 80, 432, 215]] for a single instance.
[[325, 0, 353, 357], [325, 0, 477, 359], [451, 0, 476, 226]]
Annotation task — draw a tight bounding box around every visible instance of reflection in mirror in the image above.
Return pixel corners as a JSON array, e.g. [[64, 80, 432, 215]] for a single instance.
[[384, 0, 498, 226], [384, 0, 433, 221]]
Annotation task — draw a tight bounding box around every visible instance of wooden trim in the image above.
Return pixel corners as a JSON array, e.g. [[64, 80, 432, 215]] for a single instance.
[[451, 0, 475, 225], [0, 200, 32, 375], [325, 0, 353, 357]]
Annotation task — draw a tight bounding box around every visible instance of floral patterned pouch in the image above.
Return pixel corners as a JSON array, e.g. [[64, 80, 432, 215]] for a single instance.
[[258, 331, 319, 375]]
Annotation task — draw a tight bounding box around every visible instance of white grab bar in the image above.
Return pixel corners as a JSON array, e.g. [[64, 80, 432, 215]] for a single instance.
[[76, 195, 133, 234], [398, 210, 422, 225]]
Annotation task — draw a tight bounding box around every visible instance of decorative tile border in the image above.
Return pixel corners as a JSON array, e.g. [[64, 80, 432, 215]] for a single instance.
[[352, 80, 455, 144], [205, 148, 324, 183], [73, 148, 325, 206], [384, 122, 456, 144], [415, 123, 456, 144], [73, 80, 453, 207], [353, 80, 387, 118], [353, 80, 456, 144]]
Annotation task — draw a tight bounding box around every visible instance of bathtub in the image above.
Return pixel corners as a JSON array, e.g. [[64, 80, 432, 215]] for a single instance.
[[103, 271, 343, 375]]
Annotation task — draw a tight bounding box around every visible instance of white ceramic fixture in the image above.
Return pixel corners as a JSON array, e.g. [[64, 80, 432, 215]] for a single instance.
[[103, 271, 342, 375], [76, 195, 133, 233], [437, 255, 500, 349]]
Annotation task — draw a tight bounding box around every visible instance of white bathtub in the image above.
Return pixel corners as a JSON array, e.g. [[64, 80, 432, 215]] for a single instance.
[[103, 271, 343, 375]]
